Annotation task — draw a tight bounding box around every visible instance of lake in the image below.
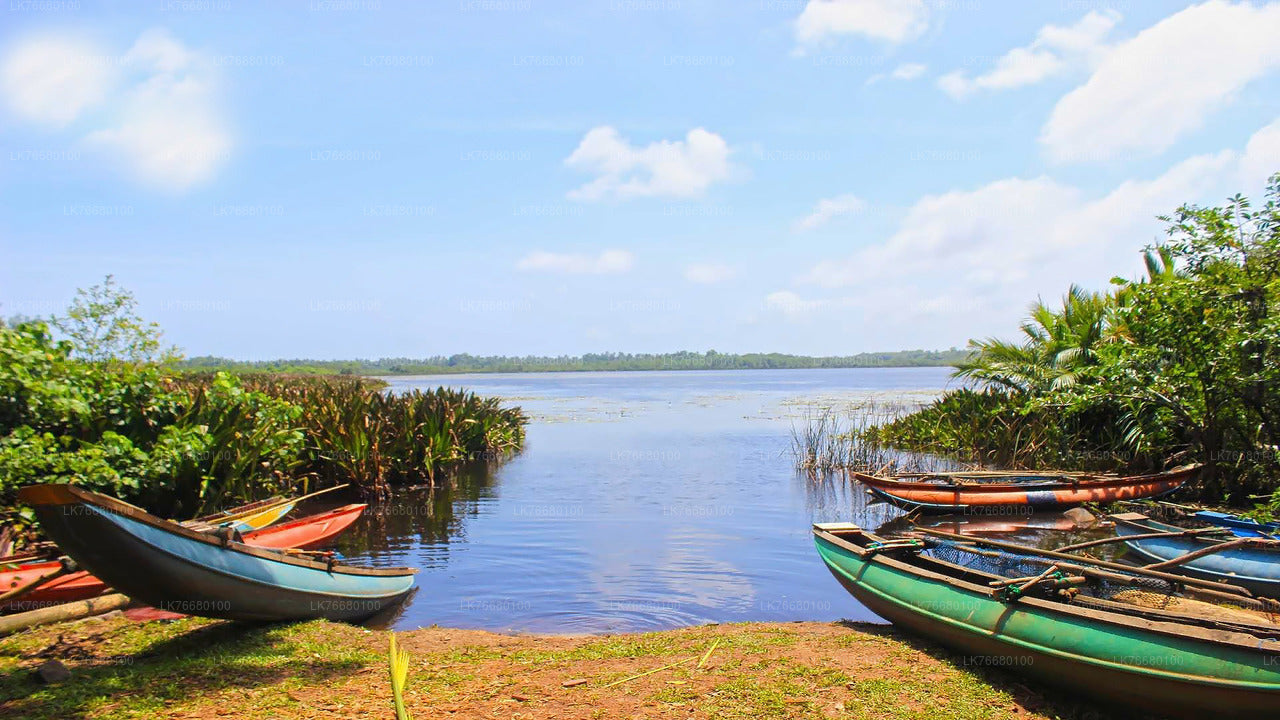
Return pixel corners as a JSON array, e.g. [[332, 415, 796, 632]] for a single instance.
[[333, 367, 957, 633]]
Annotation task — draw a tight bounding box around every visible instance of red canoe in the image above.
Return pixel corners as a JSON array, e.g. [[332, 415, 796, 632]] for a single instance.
[[851, 465, 1198, 513], [1, 503, 367, 611]]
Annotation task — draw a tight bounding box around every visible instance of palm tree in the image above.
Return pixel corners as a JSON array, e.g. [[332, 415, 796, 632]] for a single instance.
[[955, 285, 1111, 393]]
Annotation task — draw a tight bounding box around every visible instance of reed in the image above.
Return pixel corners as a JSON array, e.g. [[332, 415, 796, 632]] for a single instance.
[[790, 401, 952, 478]]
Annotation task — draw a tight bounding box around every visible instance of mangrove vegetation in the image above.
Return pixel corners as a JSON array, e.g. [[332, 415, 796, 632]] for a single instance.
[[858, 176, 1280, 511], [0, 279, 526, 550], [173, 348, 969, 376]]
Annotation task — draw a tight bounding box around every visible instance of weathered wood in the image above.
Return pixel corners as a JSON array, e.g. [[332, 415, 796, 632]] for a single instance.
[[1055, 527, 1230, 553], [0, 593, 132, 637], [1144, 537, 1280, 570], [914, 526, 1259, 598]]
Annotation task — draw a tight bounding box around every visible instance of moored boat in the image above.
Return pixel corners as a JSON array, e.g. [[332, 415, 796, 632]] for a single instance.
[[1189, 510, 1280, 538], [851, 465, 1197, 513], [1112, 511, 1280, 598], [813, 522, 1280, 718], [17, 485, 411, 622], [197, 496, 297, 533], [2, 503, 369, 611]]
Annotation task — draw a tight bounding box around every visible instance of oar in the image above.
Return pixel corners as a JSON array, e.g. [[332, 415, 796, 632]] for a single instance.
[[913, 526, 1260, 599], [213, 484, 349, 525], [1053, 527, 1231, 553]]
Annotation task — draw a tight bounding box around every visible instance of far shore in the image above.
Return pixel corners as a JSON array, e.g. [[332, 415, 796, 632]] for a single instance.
[[1, 614, 1124, 719]]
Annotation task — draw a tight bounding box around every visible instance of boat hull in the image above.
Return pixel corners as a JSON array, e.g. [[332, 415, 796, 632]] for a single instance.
[[814, 525, 1280, 718], [1114, 514, 1280, 598], [2, 504, 368, 612], [19, 486, 413, 622], [854, 467, 1194, 513]]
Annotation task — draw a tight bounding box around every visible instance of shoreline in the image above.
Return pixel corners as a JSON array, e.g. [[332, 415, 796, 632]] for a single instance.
[[0, 614, 1124, 719]]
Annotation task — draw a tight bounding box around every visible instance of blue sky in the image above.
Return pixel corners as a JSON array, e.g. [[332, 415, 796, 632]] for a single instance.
[[2, 0, 1278, 359]]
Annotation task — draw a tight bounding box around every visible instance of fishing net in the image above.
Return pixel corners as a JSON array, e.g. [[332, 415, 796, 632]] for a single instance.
[[925, 539, 1280, 628]]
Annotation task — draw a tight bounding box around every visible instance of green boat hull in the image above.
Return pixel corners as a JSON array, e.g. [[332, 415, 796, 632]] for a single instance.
[[814, 526, 1280, 718]]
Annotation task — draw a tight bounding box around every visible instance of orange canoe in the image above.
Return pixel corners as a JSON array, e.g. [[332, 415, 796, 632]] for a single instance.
[[851, 465, 1198, 513], [1, 503, 366, 611]]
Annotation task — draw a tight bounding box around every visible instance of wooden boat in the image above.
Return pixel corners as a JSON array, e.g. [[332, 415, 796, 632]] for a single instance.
[[813, 522, 1280, 718], [2, 503, 369, 611], [198, 496, 296, 533], [17, 485, 412, 622], [1189, 510, 1280, 538], [1112, 512, 1280, 598], [850, 465, 1197, 513]]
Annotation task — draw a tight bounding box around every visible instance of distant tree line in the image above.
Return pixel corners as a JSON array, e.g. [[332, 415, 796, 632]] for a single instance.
[[171, 349, 969, 376]]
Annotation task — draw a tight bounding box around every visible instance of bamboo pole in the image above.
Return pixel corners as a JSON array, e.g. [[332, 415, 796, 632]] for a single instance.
[[913, 526, 1259, 598], [942, 540, 1274, 611], [1054, 527, 1231, 553], [1143, 537, 1280, 570], [0, 593, 132, 637]]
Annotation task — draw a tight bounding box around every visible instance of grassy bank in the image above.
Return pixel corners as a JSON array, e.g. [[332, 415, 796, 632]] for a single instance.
[[0, 615, 1145, 719]]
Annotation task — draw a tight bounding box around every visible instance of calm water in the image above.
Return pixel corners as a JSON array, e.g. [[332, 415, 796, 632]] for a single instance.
[[333, 367, 958, 633]]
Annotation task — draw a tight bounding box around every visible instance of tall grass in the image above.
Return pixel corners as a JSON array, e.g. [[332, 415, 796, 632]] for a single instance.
[[791, 401, 956, 479]]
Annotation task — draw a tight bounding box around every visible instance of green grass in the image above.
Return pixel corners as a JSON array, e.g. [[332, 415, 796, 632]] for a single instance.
[[0, 619, 377, 719]]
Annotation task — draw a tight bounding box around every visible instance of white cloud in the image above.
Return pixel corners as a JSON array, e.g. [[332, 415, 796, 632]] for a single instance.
[[868, 62, 927, 85], [0, 28, 231, 191], [794, 0, 929, 47], [564, 126, 733, 201], [939, 11, 1119, 99], [85, 29, 230, 190], [517, 249, 635, 275], [684, 263, 736, 284], [1043, 1, 1280, 164], [891, 62, 926, 80], [1240, 117, 1280, 188], [1, 34, 116, 127], [795, 193, 865, 231], [799, 119, 1279, 341], [764, 290, 828, 320]]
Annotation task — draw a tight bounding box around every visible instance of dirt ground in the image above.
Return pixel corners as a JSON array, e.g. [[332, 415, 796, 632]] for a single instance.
[[0, 615, 1145, 719]]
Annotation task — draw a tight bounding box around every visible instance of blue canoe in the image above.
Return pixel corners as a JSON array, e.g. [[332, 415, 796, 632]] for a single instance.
[[18, 484, 416, 622], [1191, 510, 1280, 538], [1112, 512, 1280, 598]]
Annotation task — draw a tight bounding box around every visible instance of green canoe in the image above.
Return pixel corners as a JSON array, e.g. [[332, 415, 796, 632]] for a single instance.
[[814, 523, 1280, 718]]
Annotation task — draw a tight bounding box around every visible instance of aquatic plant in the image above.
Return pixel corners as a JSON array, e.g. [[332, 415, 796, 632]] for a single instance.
[[388, 632, 413, 720], [0, 323, 525, 548]]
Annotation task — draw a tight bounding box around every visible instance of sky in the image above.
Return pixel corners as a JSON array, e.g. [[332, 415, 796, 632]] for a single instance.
[[2, 0, 1279, 360]]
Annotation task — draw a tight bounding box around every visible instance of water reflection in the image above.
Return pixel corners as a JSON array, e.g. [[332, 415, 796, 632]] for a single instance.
[[331, 368, 983, 632]]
